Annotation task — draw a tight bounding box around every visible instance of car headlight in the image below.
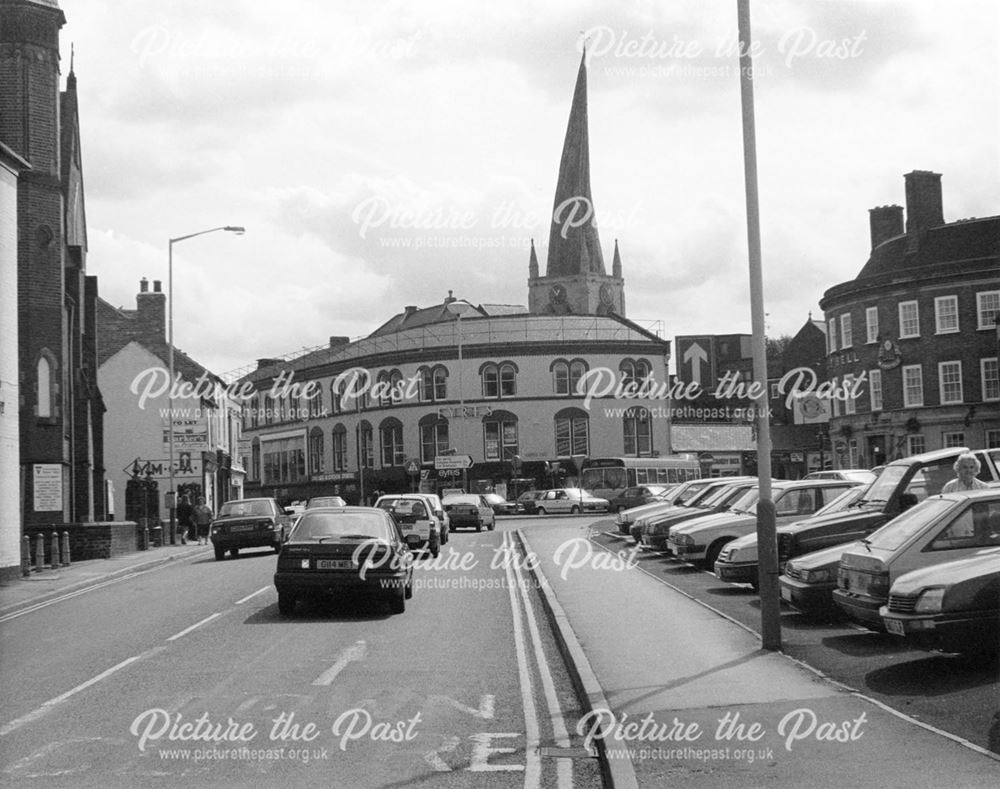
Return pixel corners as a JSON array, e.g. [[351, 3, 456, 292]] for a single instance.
[[914, 587, 946, 614], [673, 534, 693, 545], [801, 568, 831, 584]]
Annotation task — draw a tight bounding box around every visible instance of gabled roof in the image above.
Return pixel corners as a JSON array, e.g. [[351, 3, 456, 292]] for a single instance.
[[368, 299, 485, 337]]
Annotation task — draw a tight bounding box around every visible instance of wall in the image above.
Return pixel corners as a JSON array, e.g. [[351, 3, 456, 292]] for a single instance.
[[0, 157, 21, 581]]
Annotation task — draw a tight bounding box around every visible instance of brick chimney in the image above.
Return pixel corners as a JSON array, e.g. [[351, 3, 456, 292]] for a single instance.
[[136, 277, 166, 341], [868, 205, 904, 249], [904, 170, 944, 233]]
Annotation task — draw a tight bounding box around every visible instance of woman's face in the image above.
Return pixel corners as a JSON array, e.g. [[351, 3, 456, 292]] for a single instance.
[[956, 459, 978, 482]]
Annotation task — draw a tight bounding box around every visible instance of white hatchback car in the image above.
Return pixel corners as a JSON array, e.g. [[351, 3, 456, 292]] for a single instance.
[[535, 488, 610, 515]]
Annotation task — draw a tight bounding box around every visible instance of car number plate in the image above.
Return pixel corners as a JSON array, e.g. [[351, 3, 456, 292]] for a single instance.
[[884, 618, 905, 636], [231, 524, 255, 531], [317, 559, 355, 570], [780, 586, 791, 602]]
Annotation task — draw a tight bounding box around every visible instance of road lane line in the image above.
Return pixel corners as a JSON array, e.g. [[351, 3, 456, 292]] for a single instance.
[[502, 531, 541, 787], [166, 612, 222, 642], [510, 537, 573, 789], [0, 646, 167, 737], [0, 570, 156, 622], [236, 586, 271, 605], [312, 640, 367, 686]]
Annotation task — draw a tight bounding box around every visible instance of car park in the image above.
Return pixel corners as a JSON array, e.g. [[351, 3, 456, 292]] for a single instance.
[[443, 493, 496, 531], [306, 496, 347, 509], [715, 483, 870, 587], [609, 485, 674, 513], [833, 488, 1000, 630], [775, 448, 999, 570], [273, 506, 413, 615], [880, 547, 1000, 655], [668, 479, 857, 568], [210, 497, 292, 561], [535, 488, 610, 515], [639, 477, 760, 551], [615, 478, 714, 534], [482, 492, 519, 516]]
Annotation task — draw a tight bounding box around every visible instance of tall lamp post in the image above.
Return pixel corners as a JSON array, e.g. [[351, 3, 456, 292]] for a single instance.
[[446, 300, 473, 491], [167, 225, 244, 544]]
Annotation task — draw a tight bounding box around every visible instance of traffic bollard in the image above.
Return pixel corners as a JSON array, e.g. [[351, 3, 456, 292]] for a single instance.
[[60, 531, 71, 566], [21, 535, 31, 577], [50, 531, 59, 569], [34, 533, 45, 573]]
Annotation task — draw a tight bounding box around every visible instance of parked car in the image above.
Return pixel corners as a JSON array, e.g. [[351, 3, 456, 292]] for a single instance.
[[776, 447, 999, 569], [285, 501, 306, 518], [609, 485, 674, 513], [779, 542, 857, 615], [210, 497, 292, 561], [482, 492, 519, 516], [667, 479, 857, 567], [615, 478, 714, 534], [374, 495, 442, 557], [714, 483, 870, 587], [804, 469, 878, 484], [638, 477, 760, 550], [306, 496, 347, 509], [535, 488, 610, 515], [880, 547, 1000, 655], [273, 506, 413, 615], [833, 488, 1000, 629], [516, 490, 544, 514], [443, 493, 496, 531]]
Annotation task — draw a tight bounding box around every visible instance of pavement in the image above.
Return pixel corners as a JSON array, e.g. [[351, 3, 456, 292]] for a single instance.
[[2, 525, 998, 788]]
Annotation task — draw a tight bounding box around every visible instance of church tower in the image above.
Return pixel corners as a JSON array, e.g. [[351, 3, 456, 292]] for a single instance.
[[528, 50, 626, 316]]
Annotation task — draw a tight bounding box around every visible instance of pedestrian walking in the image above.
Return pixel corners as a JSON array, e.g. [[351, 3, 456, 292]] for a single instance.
[[941, 453, 989, 493], [175, 494, 193, 544], [192, 496, 214, 545]]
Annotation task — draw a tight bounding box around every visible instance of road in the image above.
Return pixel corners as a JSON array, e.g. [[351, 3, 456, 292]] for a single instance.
[[590, 516, 1000, 752], [0, 524, 601, 788]]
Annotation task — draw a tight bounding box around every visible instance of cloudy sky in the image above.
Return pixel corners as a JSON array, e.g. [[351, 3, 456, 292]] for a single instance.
[[58, 0, 999, 377]]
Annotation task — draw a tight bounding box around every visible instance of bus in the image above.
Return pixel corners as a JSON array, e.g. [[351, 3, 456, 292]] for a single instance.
[[579, 456, 702, 502]]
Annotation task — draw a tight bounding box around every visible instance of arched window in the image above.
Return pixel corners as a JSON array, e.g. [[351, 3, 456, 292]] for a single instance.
[[481, 361, 518, 399], [390, 369, 404, 404], [418, 367, 434, 402], [433, 366, 448, 400], [358, 421, 374, 468], [418, 413, 450, 463], [483, 410, 518, 461], [330, 377, 345, 415], [554, 407, 589, 457], [552, 358, 589, 395], [380, 417, 404, 467], [331, 424, 348, 471], [309, 427, 325, 474], [36, 354, 54, 417], [376, 370, 391, 406], [623, 407, 652, 456]]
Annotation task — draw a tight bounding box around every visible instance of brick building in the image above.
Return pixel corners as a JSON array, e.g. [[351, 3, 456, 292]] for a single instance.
[[820, 170, 1000, 465], [1, 0, 106, 536]]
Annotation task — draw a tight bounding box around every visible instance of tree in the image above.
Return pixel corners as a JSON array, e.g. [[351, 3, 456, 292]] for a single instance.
[[765, 335, 793, 358]]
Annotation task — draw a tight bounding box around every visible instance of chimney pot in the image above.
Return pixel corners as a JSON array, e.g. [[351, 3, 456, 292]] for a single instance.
[[329, 336, 349, 348], [404, 305, 418, 316], [153, 280, 162, 293], [139, 277, 149, 293]]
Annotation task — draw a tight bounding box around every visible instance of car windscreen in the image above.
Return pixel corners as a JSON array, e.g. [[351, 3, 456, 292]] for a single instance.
[[307, 497, 345, 508], [219, 500, 272, 517], [444, 495, 480, 506], [864, 498, 956, 551], [675, 480, 712, 504], [291, 512, 395, 541], [729, 488, 761, 513]]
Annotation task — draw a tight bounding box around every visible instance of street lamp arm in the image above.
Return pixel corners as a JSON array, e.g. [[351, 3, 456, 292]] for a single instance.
[[170, 225, 245, 245]]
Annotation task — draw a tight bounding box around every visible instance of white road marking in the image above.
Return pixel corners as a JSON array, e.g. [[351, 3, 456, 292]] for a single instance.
[[424, 735, 461, 772], [0, 646, 166, 736], [510, 536, 573, 789], [427, 694, 495, 719], [166, 612, 222, 642], [0, 570, 154, 622], [312, 640, 367, 686], [235, 586, 271, 605], [501, 531, 540, 786]]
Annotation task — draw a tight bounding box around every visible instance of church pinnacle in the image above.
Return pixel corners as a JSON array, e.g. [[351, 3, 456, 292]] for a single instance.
[[546, 50, 605, 278]]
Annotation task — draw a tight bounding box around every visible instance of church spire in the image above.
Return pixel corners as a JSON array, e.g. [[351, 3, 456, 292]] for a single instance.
[[546, 49, 605, 278], [612, 238, 621, 277], [528, 238, 539, 278]]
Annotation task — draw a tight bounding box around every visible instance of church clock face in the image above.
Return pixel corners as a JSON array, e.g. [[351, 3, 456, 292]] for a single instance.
[[549, 284, 567, 304], [599, 284, 614, 306]]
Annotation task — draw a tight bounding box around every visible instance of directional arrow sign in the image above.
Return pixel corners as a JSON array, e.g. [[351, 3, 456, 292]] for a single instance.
[[683, 341, 709, 386], [435, 455, 473, 470]]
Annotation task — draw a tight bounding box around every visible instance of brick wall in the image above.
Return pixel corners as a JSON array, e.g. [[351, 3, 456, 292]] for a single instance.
[[22, 522, 142, 564]]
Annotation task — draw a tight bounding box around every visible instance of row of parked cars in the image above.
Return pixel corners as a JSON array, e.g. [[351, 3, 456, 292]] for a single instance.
[[615, 446, 1000, 656]]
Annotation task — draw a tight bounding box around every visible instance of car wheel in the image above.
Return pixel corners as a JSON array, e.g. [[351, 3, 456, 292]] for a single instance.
[[404, 574, 413, 600], [537, 507, 546, 515], [214, 546, 225, 561], [277, 591, 296, 616], [487, 519, 495, 531], [617, 505, 626, 513], [430, 538, 440, 558], [476, 521, 483, 532], [389, 591, 406, 614], [229, 548, 239, 558], [704, 539, 729, 569], [273, 539, 282, 553], [570, 505, 580, 515]]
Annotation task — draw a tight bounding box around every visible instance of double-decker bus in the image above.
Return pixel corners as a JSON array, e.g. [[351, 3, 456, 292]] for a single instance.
[[579, 456, 702, 502]]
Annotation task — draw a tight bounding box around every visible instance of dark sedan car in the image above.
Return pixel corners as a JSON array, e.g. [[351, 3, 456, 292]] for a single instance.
[[609, 485, 673, 513], [273, 507, 413, 615], [210, 498, 291, 561], [880, 548, 1000, 655], [483, 493, 519, 516]]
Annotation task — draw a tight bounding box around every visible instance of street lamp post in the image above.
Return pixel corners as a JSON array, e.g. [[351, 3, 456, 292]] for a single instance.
[[167, 225, 244, 544], [446, 300, 473, 491]]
